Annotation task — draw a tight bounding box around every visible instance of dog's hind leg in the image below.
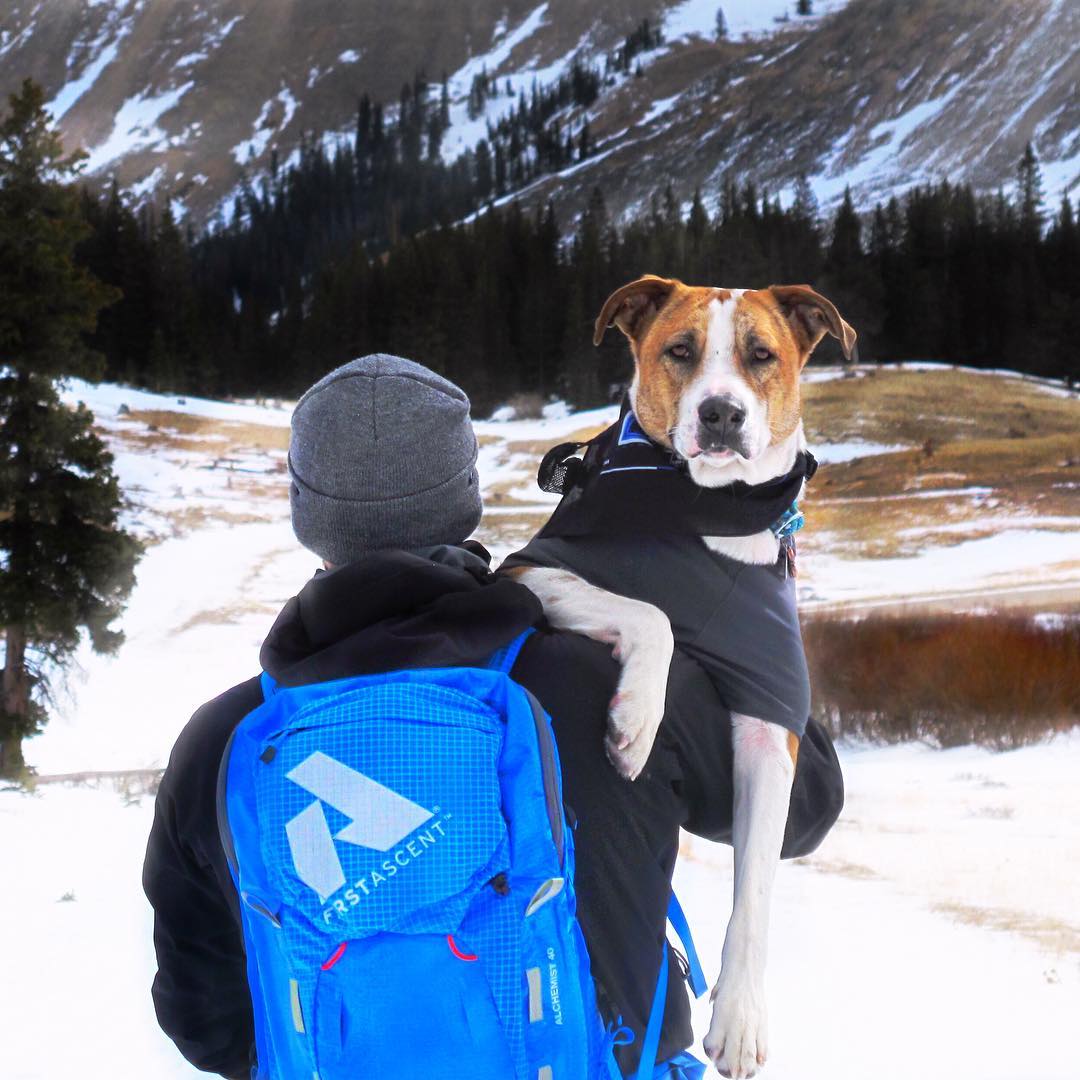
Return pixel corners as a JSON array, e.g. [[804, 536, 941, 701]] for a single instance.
[[704, 715, 797, 1079], [506, 566, 674, 780]]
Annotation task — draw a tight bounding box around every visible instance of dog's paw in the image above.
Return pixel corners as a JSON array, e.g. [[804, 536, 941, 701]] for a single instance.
[[605, 690, 661, 780], [603, 604, 672, 780], [703, 977, 768, 1079], [605, 647, 668, 779]]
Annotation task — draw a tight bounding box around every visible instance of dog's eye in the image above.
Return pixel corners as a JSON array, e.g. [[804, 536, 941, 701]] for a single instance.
[[668, 343, 692, 361], [751, 346, 774, 364]]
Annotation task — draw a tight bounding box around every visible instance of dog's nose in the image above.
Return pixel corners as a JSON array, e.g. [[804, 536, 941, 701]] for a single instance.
[[698, 395, 746, 434]]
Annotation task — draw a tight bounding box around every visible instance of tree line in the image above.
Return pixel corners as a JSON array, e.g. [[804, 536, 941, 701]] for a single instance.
[[75, 134, 1079, 412]]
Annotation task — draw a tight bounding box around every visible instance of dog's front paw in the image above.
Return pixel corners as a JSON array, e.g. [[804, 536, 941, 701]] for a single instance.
[[703, 976, 768, 1079], [605, 686, 662, 781], [604, 605, 672, 780]]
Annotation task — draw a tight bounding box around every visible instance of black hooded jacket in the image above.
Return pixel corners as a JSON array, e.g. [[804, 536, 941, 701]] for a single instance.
[[143, 546, 843, 1078]]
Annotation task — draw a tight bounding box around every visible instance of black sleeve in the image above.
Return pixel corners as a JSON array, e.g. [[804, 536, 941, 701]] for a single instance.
[[142, 679, 261, 1079]]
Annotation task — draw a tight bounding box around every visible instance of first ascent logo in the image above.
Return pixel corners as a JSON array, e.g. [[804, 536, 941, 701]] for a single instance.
[[284, 751, 446, 918]]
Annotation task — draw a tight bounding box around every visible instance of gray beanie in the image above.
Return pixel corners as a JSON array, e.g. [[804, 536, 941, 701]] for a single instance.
[[288, 354, 482, 564]]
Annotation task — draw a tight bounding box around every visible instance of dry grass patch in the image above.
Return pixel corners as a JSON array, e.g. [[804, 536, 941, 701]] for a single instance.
[[161, 505, 277, 539], [803, 368, 1078, 446], [804, 612, 1080, 749], [792, 857, 881, 881], [477, 512, 557, 553], [932, 900, 1080, 956], [801, 370, 1080, 554], [173, 599, 277, 636], [125, 409, 290, 453], [803, 433, 1080, 555]]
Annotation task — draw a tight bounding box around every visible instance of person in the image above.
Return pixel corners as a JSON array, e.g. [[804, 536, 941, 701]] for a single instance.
[[143, 354, 843, 1078]]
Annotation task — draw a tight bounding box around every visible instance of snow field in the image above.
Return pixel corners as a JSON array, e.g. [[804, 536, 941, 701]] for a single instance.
[[0, 372, 1077, 1077]]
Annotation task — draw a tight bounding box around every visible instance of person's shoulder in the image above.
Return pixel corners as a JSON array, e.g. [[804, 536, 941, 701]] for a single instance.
[[163, 676, 263, 790]]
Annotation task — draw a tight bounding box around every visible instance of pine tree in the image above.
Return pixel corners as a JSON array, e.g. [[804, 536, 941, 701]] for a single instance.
[[0, 80, 140, 777], [715, 7, 728, 39], [828, 187, 863, 266], [1017, 141, 1044, 239], [797, 0, 814, 15], [792, 173, 819, 225]]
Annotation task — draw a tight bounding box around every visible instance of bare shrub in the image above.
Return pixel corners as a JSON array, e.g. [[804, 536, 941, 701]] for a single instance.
[[803, 612, 1080, 748]]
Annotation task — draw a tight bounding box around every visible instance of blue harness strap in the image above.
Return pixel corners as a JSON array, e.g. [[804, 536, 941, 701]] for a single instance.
[[633, 892, 708, 1080], [666, 892, 707, 998]]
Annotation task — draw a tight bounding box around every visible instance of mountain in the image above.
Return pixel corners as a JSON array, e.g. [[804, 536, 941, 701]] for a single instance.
[[1, 0, 1077, 226]]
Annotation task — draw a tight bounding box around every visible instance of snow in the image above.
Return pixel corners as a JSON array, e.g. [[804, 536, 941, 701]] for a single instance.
[[812, 440, 908, 464], [232, 87, 299, 165], [338, 49, 361, 63], [0, 785, 202, 1079], [440, 3, 587, 164], [800, 529, 1080, 608], [84, 82, 194, 174], [175, 50, 207, 69], [46, 35, 126, 121], [639, 94, 682, 126], [1, 373, 1078, 1076], [665, 0, 850, 41], [474, 402, 619, 441], [128, 163, 165, 200], [678, 737, 1080, 1079], [59, 378, 294, 428]]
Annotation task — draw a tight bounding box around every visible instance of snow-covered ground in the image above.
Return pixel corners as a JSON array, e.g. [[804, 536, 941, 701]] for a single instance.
[[664, 0, 850, 42], [2, 375, 1078, 1078]]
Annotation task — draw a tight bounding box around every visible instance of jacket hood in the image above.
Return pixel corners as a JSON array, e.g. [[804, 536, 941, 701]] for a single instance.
[[259, 544, 542, 687]]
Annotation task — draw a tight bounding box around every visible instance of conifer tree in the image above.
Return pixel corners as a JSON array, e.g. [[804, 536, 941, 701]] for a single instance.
[[792, 173, 819, 225], [0, 79, 139, 777], [1017, 141, 1044, 239]]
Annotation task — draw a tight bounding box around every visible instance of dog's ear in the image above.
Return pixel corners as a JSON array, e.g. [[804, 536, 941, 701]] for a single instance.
[[768, 285, 857, 362], [593, 275, 679, 347]]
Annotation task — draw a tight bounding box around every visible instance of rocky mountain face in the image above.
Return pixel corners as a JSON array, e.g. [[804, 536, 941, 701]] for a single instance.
[[2, 0, 1077, 227]]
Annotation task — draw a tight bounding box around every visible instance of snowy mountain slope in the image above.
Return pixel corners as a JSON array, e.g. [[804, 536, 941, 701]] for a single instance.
[[1, 0, 1075, 225], [1, 372, 1078, 1079], [1, 0, 660, 221], [511, 0, 1080, 225]]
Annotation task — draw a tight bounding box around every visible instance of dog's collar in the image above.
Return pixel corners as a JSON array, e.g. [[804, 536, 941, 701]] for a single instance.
[[534, 405, 816, 540], [769, 502, 805, 540]]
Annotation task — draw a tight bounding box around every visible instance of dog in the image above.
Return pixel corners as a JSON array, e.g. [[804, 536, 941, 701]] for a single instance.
[[505, 275, 855, 1078]]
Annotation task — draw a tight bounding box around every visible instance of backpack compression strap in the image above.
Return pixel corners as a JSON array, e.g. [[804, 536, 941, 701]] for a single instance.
[[633, 892, 708, 1080]]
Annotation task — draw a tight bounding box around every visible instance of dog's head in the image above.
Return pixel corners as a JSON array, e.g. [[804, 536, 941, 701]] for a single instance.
[[594, 276, 855, 486]]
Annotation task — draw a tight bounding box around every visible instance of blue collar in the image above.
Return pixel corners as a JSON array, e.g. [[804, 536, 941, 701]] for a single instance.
[[769, 502, 805, 540]]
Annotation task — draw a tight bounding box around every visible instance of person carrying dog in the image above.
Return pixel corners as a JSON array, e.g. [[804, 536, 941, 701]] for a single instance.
[[143, 354, 842, 1078]]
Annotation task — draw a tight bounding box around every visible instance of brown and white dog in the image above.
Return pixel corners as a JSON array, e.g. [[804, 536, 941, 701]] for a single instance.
[[507, 275, 855, 1078]]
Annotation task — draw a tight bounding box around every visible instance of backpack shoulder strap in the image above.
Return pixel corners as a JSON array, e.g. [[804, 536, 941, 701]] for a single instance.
[[259, 671, 278, 701], [486, 627, 536, 675]]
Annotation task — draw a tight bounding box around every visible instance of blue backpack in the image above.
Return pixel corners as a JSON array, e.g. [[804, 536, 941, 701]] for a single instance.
[[218, 629, 707, 1080]]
